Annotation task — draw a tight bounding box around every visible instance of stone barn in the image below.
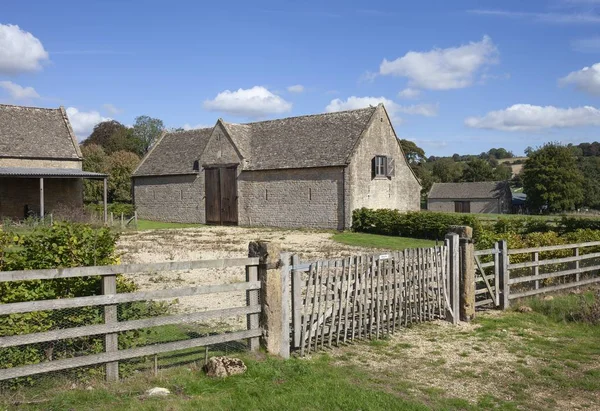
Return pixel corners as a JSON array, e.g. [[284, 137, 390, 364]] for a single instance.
[[0, 104, 107, 221], [132, 104, 421, 229], [427, 181, 512, 214]]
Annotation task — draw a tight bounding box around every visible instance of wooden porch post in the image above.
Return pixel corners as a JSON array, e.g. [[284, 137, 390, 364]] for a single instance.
[[103, 178, 108, 224], [39, 178, 44, 218]]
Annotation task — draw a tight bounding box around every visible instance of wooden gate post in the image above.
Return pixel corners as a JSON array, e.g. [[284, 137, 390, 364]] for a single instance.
[[248, 241, 290, 359], [498, 240, 510, 310], [448, 226, 475, 322], [291, 255, 302, 349], [102, 274, 119, 382], [445, 232, 460, 325]]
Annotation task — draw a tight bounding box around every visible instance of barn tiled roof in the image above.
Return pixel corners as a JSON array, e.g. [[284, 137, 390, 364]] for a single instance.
[[133, 128, 213, 176], [428, 181, 508, 199], [0, 104, 81, 159], [224, 106, 377, 170]]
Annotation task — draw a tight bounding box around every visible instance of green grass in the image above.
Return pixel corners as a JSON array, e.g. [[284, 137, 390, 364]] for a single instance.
[[332, 232, 437, 250], [135, 220, 204, 230]]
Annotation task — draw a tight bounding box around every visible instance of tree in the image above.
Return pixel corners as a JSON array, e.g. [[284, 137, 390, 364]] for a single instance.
[[579, 156, 600, 209], [81, 144, 107, 203], [105, 127, 144, 156], [399, 139, 425, 165], [431, 158, 463, 183], [106, 151, 140, 203], [133, 115, 164, 154], [82, 121, 128, 149], [522, 143, 585, 213], [494, 163, 513, 181], [461, 158, 495, 182]]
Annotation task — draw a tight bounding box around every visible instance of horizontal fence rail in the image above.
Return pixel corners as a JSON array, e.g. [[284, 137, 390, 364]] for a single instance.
[[0, 257, 262, 383]]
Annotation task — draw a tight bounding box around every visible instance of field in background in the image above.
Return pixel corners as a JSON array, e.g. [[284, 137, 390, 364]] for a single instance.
[[3, 292, 599, 410], [332, 232, 436, 250]]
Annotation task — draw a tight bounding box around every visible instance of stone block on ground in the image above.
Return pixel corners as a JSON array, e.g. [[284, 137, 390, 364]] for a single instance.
[[204, 356, 247, 378]]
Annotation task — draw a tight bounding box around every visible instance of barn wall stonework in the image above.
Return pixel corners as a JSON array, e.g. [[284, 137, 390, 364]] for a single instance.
[[0, 158, 82, 169], [200, 124, 242, 167], [346, 106, 421, 227], [133, 174, 205, 223], [237, 167, 344, 230], [0, 177, 82, 219], [427, 199, 501, 214]]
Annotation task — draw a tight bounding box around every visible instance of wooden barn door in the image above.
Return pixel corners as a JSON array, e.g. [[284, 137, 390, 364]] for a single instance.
[[204, 166, 238, 225]]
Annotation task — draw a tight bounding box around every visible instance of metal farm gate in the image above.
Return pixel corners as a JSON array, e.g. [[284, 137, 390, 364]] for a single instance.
[[289, 244, 458, 356]]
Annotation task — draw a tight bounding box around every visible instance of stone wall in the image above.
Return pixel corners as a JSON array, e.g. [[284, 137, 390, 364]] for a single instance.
[[346, 105, 421, 227], [200, 124, 242, 167], [0, 177, 83, 219], [133, 174, 205, 223], [238, 167, 344, 230], [427, 198, 502, 214], [0, 158, 82, 169]]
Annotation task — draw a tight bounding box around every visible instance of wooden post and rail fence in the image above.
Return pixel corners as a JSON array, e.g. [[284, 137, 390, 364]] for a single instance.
[[1, 228, 598, 384]]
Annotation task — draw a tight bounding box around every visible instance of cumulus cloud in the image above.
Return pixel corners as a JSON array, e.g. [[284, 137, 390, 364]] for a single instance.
[[560, 63, 600, 95], [203, 86, 292, 118], [287, 84, 304, 93], [66, 107, 110, 140], [398, 88, 421, 99], [325, 96, 438, 122], [0, 24, 49, 74], [379, 36, 498, 90], [102, 103, 123, 115], [465, 104, 600, 131], [0, 81, 39, 99]]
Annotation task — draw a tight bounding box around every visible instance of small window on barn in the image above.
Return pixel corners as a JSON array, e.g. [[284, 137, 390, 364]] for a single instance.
[[371, 155, 388, 178], [193, 160, 200, 171]]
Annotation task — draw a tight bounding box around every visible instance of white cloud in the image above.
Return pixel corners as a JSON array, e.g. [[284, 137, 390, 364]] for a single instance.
[[287, 84, 304, 93], [0, 24, 49, 75], [182, 123, 211, 130], [559, 63, 600, 95], [0, 81, 39, 99], [397, 103, 439, 117], [65, 107, 110, 140], [325, 96, 438, 123], [398, 88, 421, 99], [379, 36, 498, 90], [465, 104, 600, 131], [102, 103, 123, 115], [203, 86, 292, 118]]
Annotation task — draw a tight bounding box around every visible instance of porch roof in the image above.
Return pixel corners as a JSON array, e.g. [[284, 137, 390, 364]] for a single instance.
[[0, 167, 107, 179]]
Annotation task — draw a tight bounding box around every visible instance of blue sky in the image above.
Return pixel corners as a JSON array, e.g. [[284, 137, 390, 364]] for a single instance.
[[2, 0, 600, 157]]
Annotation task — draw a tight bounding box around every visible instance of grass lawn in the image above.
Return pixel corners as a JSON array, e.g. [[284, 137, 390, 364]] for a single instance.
[[2, 292, 600, 410], [332, 232, 437, 250], [135, 220, 204, 230]]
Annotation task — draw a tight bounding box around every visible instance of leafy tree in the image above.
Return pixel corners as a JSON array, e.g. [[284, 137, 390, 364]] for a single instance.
[[461, 158, 495, 182], [81, 144, 107, 203], [522, 143, 585, 213], [105, 127, 144, 156], [431, 158, 463, 183], [106, 151, 140, 203], [133, 115, 164, 154], [494, 163, 513, 181], [399, 139, 426, 165], [579, 156, 600, 209], [82, 121, 128, 149]]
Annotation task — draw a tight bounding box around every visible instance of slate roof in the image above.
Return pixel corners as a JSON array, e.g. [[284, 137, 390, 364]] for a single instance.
[[223, 106, 377, 170], [133, 128, 213, 176], [0, 167, 106, 178], [428, 181, 509, 200], [0, 104, 81, 159]]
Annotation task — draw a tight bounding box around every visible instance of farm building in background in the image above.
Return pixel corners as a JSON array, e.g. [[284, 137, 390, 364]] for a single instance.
[[0, 104, 107, 221], [427, 181, 512, 214], [132, 104, 421, 230]]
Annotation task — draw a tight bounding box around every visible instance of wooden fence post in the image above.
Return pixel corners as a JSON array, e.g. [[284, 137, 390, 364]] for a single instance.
[[102, 274, 119, 381], [448, 226, 475, 322], [498, 240, 510, 310], [248, 241, 290, 359], [291, 255, 302, 349], [445, 232, 460, 325]]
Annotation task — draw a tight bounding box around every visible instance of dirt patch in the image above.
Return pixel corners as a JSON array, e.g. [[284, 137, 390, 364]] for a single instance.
[[117, 226, 375, 327]]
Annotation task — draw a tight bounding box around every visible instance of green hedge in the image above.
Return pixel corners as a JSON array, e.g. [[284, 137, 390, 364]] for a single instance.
[[0, 222, 168, 385], [493, 215, 600, 235], [351, 208, 483, 241], [84, 202, 135, 216]]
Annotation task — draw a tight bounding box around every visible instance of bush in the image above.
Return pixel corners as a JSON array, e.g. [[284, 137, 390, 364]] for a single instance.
[[351, 208, 483, 241], [559, 216, 600, 233], [0, 222, 167, 385]]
